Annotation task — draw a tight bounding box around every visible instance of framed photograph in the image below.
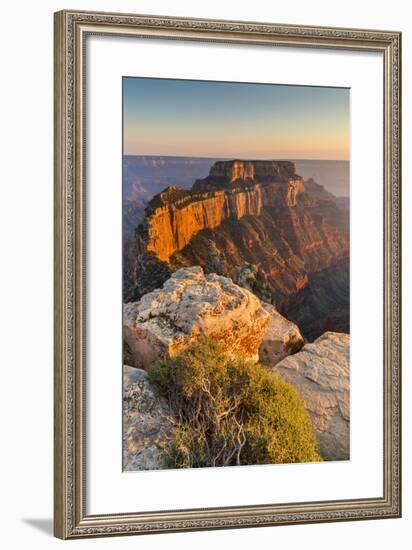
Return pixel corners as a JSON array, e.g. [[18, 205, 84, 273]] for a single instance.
[[54, 10, 401, 539]]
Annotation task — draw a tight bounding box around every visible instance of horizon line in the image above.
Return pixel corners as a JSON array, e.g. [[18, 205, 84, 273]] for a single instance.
[[123, 153, 350, 162]]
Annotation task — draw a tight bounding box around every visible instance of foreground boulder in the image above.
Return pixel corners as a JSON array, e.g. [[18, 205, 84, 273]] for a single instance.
[[124, 266, 270, 369], [271, 332, 350, 461], [123, 366, 174, 471], [259, 303, 304, 367]]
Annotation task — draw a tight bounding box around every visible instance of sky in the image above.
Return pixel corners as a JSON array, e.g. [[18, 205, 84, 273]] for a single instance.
[[123, 77, 349, 161]]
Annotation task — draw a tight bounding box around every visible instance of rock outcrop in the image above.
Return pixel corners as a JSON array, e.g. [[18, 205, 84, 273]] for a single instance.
[[193, 159, 301, 190], [123, 266, 270, 369], [259, 303, 304, 367], [271, 332, 350, 460], [136, 160, 305, 262], [126, 159, 349, 340], [122, 331, 350, 469], [168, 203, 349, 339], [123, 366, 174, 471]]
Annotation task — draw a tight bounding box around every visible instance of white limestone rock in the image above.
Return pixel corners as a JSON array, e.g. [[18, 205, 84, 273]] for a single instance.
[[271, 331, 350, 461], [259, 303, 304, 367], [123, 366, 174, 471], [123, 266, 270, 369]]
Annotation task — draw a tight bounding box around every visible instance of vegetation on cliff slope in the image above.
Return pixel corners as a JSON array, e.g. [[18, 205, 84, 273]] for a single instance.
[[148, 338, 321, 468], [128, 251, 172, 301]]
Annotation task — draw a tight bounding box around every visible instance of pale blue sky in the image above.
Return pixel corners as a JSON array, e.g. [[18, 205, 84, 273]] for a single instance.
[[123, 77, 349, 160]]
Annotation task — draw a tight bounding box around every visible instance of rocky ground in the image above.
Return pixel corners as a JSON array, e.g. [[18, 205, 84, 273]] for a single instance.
[[124, 266, 298, 369], [123, 267, 350, 469], [272, 332, 350, 460], [123, 366, 174, 471]]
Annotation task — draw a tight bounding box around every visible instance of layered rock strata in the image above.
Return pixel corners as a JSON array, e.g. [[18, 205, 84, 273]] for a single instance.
[[193, 159, 299, 189], [137, 160, 305, 262], [127, 159, 349, 340]]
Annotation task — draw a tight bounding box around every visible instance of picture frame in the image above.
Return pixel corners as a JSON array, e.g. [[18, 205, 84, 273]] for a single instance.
[[54, 9, 401, 539]]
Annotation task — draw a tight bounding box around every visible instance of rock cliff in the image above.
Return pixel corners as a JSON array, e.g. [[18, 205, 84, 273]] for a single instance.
[[193, 159, 300, 190], [259, 303, 304, 366], [124, 266, 270, 368], [271, 332, 350, 460], [124, 266, 302, 370], [169, 202, 349, 339], [127, 159, 349, 340], [136, 160, 305, 262]]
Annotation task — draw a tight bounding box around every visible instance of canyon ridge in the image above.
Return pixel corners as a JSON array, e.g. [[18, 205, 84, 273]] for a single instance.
[[124, 159, 349, 340]]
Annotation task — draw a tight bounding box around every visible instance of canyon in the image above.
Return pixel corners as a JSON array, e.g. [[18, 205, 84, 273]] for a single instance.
[[125, 159, 349, 340], [136, 160, 305, 262], [123, 155, 349, 201], [122, 158, 351, 469]]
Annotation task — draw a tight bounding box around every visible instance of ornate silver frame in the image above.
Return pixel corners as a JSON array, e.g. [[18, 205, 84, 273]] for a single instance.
[[54, 9, 402, 539]]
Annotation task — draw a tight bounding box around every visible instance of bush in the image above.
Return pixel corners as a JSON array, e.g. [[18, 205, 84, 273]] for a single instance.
[[148, 338, 321, 468], [249, 272, 273, 303]]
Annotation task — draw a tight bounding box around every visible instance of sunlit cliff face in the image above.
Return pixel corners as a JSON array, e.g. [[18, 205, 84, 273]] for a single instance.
[[207, 159, 297, 186], [137, 160, 305, 262], [126, 159, 349, 339], [229, 160, 255, 182]]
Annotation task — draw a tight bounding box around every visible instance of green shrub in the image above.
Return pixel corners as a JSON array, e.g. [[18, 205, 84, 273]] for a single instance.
[[249, 272, 273, 302], [148, 338, 321, 468]]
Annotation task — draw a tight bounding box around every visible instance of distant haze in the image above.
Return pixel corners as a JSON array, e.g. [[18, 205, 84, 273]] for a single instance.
[[123, 156, 350, 206], [123, 77, 349, 161], [293, 160, 349, 198]]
